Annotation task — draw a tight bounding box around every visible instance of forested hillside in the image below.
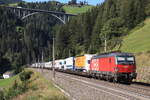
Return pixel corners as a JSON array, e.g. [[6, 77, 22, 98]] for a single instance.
[[55, 0, 150, 59], [0, 1, 64, 74], [0, 7, 22, 74]]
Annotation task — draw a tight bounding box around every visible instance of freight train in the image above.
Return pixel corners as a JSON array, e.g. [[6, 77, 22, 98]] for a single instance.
[[31, 52, 137, 83]]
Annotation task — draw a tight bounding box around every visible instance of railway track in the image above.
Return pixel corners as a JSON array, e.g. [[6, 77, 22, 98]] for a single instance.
[[58, 71, 150, 100], [59, 69, 150, 95], [131, 83, 150, 92], [36, 69, 150, 100]]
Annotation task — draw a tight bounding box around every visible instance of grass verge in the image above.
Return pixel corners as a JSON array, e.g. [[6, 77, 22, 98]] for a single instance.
[[63, 5, 93, 14], [121, 18, 150, 53], [0, 68, 67, 100], [21, 69, 67, 100], [0, 74, 19, 88]]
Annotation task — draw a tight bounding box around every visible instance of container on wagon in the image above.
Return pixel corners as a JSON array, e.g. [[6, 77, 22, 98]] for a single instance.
[[59, 59, 66, 69], [75, 54, 94, 72], [44, 62, 51, 69], [64, 57, 75, 70], [54, 60, 60, 69], [55, 59, 65, 69]]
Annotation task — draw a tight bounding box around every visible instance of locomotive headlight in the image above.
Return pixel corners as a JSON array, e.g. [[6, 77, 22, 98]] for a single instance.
[[124, 66, 128, 68]]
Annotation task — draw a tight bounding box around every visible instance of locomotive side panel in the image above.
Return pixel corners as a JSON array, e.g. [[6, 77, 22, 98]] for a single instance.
[[90, 56, 116, 72], [108, 57, 116, 73], [90, 59, 100, 71], [99, 57, 110, 72]]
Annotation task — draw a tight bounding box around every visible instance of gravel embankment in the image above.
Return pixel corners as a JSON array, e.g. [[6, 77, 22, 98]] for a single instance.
[[35, 69, 150, 100]]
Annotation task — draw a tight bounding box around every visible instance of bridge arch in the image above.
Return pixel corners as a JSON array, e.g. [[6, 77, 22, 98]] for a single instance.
[[22, 12, 66, 24]]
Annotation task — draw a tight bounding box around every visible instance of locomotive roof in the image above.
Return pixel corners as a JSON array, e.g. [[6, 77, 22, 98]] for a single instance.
[[92, 52, 134, 59]]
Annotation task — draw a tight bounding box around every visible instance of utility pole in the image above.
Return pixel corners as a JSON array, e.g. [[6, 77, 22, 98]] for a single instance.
[[104, 34, 107, 52], [52, 37, 55, 79], [42, 50, 44, 73], [38, 56, 40, 71], [69, 49, 71, 57]]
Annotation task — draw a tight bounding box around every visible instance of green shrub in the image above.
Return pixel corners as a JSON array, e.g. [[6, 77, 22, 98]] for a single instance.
[[19, 71, 33, 92], [0, 89, 4, 100], [14, 65, 24, 74], [1, 71, 34, 100], [4, 80, 21, 100], [19, 71, 33, 82]]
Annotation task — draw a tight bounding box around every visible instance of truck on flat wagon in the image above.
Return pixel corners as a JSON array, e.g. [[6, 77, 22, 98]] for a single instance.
[[75, 54, 94, 72], [64, 57, 75, 70]]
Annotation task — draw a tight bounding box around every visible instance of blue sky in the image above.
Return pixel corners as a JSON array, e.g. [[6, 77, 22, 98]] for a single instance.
[[24, 0, 105, 5]]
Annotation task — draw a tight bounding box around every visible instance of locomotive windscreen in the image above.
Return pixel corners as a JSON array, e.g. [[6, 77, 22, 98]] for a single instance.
[[116, 56, 135, 65]]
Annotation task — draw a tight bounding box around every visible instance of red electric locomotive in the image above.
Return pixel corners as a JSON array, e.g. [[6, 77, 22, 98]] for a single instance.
[[89, 52, 137, 83]]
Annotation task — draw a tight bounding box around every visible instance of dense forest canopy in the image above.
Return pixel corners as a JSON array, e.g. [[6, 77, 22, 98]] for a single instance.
[[0, 1, 64, 74], [0, 0, 150, 74], [55, 0, 149, 58]]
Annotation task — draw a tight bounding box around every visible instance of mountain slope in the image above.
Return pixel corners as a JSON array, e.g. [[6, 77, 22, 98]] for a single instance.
[[121, 18, 150, 53], [63, 5, 93, 14]]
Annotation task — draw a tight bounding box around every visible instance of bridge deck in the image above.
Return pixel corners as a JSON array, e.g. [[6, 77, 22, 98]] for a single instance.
[[6, 6, 77, 16]]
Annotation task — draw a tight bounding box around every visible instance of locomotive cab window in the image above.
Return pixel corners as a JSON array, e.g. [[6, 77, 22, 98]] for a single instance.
[[127, 57, 134, 61], [117, 56, 135, 65]]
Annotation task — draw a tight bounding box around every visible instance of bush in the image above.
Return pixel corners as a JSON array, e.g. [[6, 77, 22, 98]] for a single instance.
[[4, 80, 22, 100], [19, 71, 33, 82], [0, 70, 34, 100], [14, 65, 24, 74], [0, 89, 4, 100], [0, 81, 22, 100], [19, 70, 33, 92]]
